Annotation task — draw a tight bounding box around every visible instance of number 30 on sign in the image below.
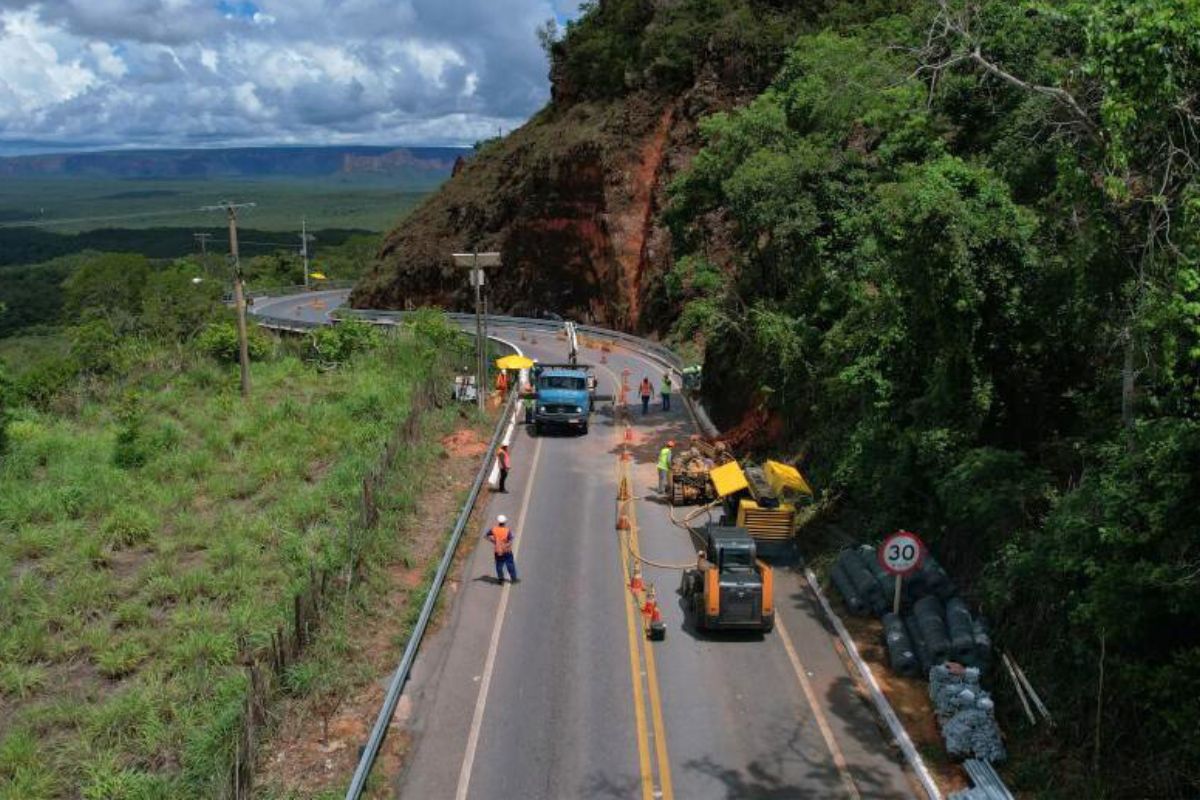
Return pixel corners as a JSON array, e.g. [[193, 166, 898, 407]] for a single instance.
[[879, 530, 924, 576]]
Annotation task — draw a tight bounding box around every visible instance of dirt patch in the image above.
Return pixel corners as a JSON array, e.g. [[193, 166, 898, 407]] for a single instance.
[[441, 428, 489, 459], [831, 592, 969, 795], [254, 419, 494, 798]]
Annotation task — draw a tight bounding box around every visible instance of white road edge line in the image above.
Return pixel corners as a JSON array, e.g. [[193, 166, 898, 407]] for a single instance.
[[776, 615, 862, 800], [804, 568, 943, 800], [487, 335, 524, 488], [454, 396, 541, 800]]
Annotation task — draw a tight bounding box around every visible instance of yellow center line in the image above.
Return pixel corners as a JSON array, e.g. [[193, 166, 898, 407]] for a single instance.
[[619, 525, 655, 800], [603, 364, 655, 800], [623, 457, 675, 800], [599, 362, 677, 800]]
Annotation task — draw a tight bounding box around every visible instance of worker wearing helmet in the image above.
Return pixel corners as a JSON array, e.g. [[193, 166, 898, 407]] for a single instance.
[[486, 514, 518, 584], [658, 440, 675, 494]]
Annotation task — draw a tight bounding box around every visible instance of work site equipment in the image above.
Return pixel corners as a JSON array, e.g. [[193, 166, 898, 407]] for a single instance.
[[679, 524, 774, 633], [666, 439, 734, 506], [707, 459, 813, 546]]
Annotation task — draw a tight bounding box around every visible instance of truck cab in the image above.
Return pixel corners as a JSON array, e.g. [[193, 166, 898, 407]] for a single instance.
[[531, 366, 593, 435]]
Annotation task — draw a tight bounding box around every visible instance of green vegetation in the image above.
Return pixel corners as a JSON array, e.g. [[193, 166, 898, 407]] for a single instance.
[[666, 1, 1199, 795], [0, 254, 474, 796], [550, 0, 822, 99], [0, 233, 380, 339], [0, 176, 430, 234]]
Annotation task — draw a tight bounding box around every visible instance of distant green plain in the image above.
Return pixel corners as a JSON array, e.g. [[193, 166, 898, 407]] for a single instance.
[[0, 176, 432, 233]]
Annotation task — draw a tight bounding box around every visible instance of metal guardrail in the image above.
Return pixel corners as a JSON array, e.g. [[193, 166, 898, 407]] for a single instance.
[[345, 388, 519, 799]]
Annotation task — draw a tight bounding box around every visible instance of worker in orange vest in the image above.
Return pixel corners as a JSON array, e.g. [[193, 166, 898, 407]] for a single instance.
[[496, 443, 511, 493], [486, 514, 518, 584], [496, 369, 509, 395], [639, 376, 653, 415]]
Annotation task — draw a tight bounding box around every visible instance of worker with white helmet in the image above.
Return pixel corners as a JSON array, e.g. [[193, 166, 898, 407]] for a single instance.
[[486, 514, 518, 584]]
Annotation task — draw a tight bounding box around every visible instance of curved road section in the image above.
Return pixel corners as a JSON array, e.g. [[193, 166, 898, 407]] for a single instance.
[[252, 291, 920, 799]]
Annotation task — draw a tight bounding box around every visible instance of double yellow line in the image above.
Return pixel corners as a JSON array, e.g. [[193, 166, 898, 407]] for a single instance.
[[604, 363, 674, 800]]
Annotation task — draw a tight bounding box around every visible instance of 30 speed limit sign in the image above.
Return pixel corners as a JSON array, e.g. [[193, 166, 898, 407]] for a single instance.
[[879, 530, 925, 613], [879, 530, 925, 576]]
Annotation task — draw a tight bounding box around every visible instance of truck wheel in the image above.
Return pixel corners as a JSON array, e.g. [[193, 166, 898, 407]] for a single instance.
[[761, 615, 775, 634], [580, 423, 589, 435], [692, 595, 706, 630], [533, 422, 542, 437]]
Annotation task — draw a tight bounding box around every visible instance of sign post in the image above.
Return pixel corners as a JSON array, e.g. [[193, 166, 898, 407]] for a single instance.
[[452, 252, 501, 411], [878, 530, 925, 615]]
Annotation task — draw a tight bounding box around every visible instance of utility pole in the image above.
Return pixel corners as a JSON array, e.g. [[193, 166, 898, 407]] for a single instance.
[[299, 218, 313, 290], [194, 232, 213, 275], [204, 201, 256, 398], [452, 251, 501, 411]]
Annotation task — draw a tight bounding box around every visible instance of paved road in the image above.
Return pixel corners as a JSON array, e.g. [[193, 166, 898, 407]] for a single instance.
[[254, 294, 919, 799], [250, 288, 351, 327]]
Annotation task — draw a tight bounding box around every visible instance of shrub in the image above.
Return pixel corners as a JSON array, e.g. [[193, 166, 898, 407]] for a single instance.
[[195, 321, 269, 364], [308, 317, 381, 364], [95, 638, 149, 679], [69, 317, 120, 375], [100, 507, 155, 549], [13, 354, 78, 408], [0, 662, 47, 699]]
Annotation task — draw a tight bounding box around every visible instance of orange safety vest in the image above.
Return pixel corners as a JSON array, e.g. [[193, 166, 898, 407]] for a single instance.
[[490, 525, 512, 556], [640, 379, 652, 397], [498, 448, 511, 470]]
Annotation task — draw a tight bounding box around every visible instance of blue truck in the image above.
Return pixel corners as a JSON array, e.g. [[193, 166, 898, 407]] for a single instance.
[[530, 364, 597, 435]]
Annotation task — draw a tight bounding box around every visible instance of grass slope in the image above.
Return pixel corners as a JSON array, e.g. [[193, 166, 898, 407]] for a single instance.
[[0, 334, 455, 798]]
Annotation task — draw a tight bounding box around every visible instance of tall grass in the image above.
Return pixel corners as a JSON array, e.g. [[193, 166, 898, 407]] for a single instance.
[[0, 330, 450, 797]]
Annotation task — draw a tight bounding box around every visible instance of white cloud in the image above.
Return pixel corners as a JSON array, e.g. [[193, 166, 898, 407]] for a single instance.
[[88, 41, 126, 78], [0, 10, 97, 116], [0, 0, 578, 150]]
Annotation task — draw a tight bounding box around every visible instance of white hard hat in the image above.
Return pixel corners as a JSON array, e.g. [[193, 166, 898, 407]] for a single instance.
[[497, 514, 508, 524]]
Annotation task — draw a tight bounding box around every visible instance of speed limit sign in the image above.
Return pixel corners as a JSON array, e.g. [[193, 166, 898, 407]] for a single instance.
[[879, 531, 925, 613], [879, 530, 925, 576]]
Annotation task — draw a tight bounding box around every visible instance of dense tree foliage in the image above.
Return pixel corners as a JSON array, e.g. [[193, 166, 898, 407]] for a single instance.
[[666, 2, 1199, 794], [549, 0, 830, 100]]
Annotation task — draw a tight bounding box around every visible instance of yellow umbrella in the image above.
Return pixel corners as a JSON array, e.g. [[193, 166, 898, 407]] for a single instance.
[[495, 354, 534, 370]]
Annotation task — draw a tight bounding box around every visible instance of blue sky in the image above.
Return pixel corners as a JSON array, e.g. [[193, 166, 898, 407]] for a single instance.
[[0, 0, 583, 154]]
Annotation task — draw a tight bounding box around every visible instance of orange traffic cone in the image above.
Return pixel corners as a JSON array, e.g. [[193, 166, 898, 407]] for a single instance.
[[624, 427, 633, 442], [630, 565, 644, 592], [617, 514, 631, 531], [620, 448, 631, 462], [643, 585, 666, 641]]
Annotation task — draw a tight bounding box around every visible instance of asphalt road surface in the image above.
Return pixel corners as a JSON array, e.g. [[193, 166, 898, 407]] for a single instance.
[[255, 294, 920, 799]]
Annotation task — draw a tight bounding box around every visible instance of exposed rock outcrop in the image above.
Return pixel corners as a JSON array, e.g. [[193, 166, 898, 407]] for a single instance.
[[350, 9, 789, 332]]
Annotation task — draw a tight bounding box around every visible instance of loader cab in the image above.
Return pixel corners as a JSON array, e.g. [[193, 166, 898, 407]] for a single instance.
[[705, 526, 758, 571]]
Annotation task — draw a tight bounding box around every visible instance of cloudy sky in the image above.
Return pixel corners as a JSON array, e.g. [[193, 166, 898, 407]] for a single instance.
[[0, 0, 581, 154]]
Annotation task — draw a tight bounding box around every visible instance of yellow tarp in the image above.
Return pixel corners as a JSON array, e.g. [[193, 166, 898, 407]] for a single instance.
[[495, 354, 535, 370], [710, 461, 749, 498], [764, 460, 813, 496]]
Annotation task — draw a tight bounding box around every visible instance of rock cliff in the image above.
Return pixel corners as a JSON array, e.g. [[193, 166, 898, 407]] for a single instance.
[[350, 1, 807, 331]]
